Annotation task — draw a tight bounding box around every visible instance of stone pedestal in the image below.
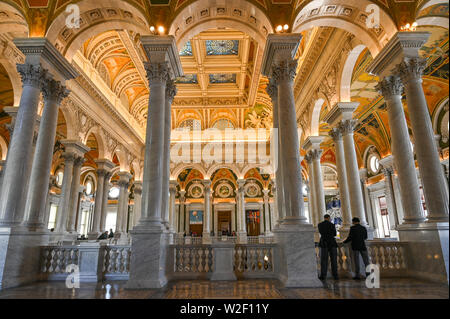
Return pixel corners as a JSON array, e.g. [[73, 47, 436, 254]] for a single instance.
[[210, 241, 237, 281], [126, 229, 169, 288], [398, 223, 449, 284], [78, 242, 106, 282], [273, 224, 322, 287], [237, 232, 247, 244], [0, 227, 48, 290]]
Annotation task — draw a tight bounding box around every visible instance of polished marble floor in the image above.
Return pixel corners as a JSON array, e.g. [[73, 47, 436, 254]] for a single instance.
[[0, 278, 447, 299]]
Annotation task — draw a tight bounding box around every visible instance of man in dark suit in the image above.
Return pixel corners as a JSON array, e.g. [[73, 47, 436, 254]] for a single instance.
[[344, 217, 371, 280], [318, 214, 338, 280]]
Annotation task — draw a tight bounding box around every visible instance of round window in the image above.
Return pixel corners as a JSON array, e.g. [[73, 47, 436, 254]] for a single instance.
[[369, 155, 380, 174], [56, 170, 64, 186], [109, 186, 120, 199], [85, 180, 93, 195], [302, 184, 308, 196]]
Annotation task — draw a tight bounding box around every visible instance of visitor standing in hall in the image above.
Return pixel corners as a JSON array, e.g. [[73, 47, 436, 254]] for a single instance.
[[318, 214, 339, 280], [344, 217, 371, 280]]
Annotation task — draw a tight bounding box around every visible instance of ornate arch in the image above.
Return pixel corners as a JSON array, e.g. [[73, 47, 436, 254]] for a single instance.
[[0, 134, 7, 160], [45, 0, 149, 61], [171, 163, 207, 180], [292, 0, 397, 57], [340, 44, 367, 102], [83, 126, 106, 159]]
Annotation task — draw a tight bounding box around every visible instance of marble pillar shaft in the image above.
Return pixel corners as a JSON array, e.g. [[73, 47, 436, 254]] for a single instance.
[[67, 157, 84, 232], [140, 63, 168, 227], [168, 184, 176, 231], [55, 153, 75, 232], [133, 183, 143, 228], [397, 58, 449, 221], [25, 78, 69, 228], [0, 64, 46, 225], [91, 170, 106, 233], [378, 76, 425, 223], [311, 150, 326, 220], [339, 120, 368, 225], [274, 61, 305, 222], [203, 187, 211, 234], [329, 129, 352, 227], [100, 178, 111, 232], [306, 162, 317, 225]]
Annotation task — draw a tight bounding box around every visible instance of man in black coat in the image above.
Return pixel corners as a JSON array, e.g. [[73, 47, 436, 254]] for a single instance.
[[318, 214, 338, 280], [344, 217, 371, 279]]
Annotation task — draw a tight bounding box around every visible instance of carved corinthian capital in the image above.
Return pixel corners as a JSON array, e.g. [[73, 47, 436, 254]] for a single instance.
[[271, 59, 298, 84], [265, 79, 278, 101], [329, 127, 342, 142], [41, 78, 70, 104], [307, 149, 322, 161], [144, 62, 170, 85], [338, 119, 357, 136], [165, 78, 177, 103], [16, 63, 48, 88], [375, 75, 403, 99], [396, 57, 427, 84]]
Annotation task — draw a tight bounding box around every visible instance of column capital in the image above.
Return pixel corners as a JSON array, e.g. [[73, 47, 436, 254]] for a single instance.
[[13, 38, 78, 82], [169, 181, 177, 194], [202, 179, 212, 189], [166, 78, 177, 102], [263, 188, 270, 197], [302, 135, 324, 152], [379, 155, 395, 170], [134, 180, 143, 195], [265, 78, 278, 100], [329, 127, 342, 142], [73, 155, 86, 168], [144, 62, 170, 85], [61, 151, 76, 163], [306, 149, 322, 162], [41, 77, 70, 104], [337, 119, 357, 136], [62, 140, 90, 157], [140, 35, 183, 79], [366, 31, 430, 78], [304, 153, 313, 165], [96, 168, 109, 178], [395, 57, 427, 84], [237, 178, 246, 189], [323, 102, 359, 127], [16, 63, 48, 89], [271, 59, 298, 84], [261, 33, 302, 77], [94, 158, 115, 172], [118, 171, 133, 183], [376, 75, 403, 99]]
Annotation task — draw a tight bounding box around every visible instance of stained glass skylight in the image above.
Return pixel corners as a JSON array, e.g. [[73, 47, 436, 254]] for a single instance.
[[206, 40, 239, 55], [209, 73, 237, 84], [176, 74, 198, 84], [179, 41, 193, 56]]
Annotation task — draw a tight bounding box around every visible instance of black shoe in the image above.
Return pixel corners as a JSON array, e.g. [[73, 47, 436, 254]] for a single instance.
[[366, 272, 371, 277], [318, 276, 325, 281], [333, 276, 339, 280], [352, 276, 361, 280]]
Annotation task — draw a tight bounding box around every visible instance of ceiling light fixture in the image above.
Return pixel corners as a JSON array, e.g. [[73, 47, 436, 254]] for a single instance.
[[276, 25, 283, 32], [283, 24, 289, 30], [158, 26, 165, 34], [150, 26, 155, 32]]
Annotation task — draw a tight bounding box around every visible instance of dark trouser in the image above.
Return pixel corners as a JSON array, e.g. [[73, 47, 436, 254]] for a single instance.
[[353, 249, 370, 275], [320, 247, 338, 278]]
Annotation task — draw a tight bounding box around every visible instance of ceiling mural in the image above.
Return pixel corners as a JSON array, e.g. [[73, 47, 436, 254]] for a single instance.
[[206, 40, 239, 55]]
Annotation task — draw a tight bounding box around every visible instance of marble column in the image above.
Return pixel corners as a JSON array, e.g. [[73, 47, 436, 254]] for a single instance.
[[161, 80, 177, 230], [359, 169, 376, 229], [66, 156, 87, 235], [0, 64, 47, 226], [376, 76, 425, 224], [179, 190, 186, 234], [272, 62, 307, 225], [138, 62, 169, 231], [397, 58, 449, 222], [338, 120, 369, 227], [305, 156, 317, 226], [132, 181, 143, 228], [100, 176, 112, 232], [116, 171, 132, 236], [329, 128, 352, 230], [310, 149, 326, 222], [54, 152, 75, 235], [89, 159, 114, 238], [237, 179, 247, 243], [269, 180, 279, 228], [23, 78, 70, 230], [263, 189, 271, 235], [266, 80, 286, 225], [379, 156, 401, 227], [260, 33, 321, 287], [202, 180, 212, 243], [168, 181, 177, 232]]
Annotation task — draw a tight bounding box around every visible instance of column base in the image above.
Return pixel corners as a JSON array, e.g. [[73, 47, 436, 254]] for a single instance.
[[397, 222, 449, 284], [0, 227, 49, 290], [273, 224, 322, 288], [126, 228, 169, 289], [202, 232, 212, 244], [210, 241, 237, 281], [236, 232, 247, 244]]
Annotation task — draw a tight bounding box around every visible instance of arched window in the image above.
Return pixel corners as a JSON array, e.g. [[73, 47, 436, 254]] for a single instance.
[[109, 186, 120, 199], [55, 170, 64, 187], [212, 119, 235, 130], [368, 154, 381, 175], [177, 119, 201, 130]]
